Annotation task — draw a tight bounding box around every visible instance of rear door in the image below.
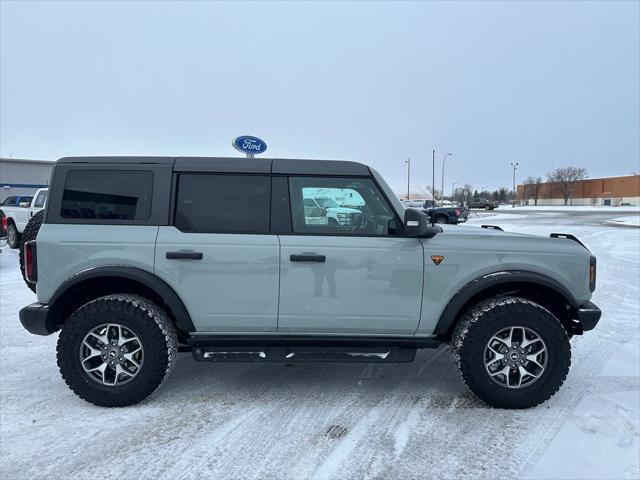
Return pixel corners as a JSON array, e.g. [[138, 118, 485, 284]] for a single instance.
[[277, 176, 424, 335], [154, 172, 279, 333]]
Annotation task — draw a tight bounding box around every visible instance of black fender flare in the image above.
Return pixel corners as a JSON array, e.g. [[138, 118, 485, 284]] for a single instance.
[[48, 265, 195, 333], [432, 270, 579, 337]]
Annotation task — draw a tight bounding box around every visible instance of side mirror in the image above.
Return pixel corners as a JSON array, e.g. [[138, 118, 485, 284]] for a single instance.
[[404, 208, 441, 238]]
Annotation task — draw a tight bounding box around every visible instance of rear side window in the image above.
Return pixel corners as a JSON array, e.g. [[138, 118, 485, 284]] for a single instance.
[[61, 170, 153, 220], [175, 174, 270, 233]]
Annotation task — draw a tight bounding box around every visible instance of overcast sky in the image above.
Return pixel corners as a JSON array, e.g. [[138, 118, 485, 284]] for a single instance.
[[1, 1, 638, 192]]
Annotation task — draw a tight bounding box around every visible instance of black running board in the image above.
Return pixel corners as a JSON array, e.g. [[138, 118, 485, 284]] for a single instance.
[[192, 346, 418, 363]]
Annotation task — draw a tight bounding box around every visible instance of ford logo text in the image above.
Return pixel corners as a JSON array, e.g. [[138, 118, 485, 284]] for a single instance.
[[232, 136, 267, 155]]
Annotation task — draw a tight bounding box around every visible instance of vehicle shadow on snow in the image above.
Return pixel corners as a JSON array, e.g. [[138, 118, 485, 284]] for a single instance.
[[156, 346, 485, 408]]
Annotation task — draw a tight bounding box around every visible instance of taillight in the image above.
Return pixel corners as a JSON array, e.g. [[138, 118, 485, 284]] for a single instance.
[[589, 255, 596, 292], [24, 241, 38, 284], [455, 208, 461, 216], [1, 214, 6, 233]]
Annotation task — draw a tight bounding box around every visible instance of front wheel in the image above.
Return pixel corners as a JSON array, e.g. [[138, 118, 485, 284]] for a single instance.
[[57, 294, 177, 407], [451, 296, 570, 409]]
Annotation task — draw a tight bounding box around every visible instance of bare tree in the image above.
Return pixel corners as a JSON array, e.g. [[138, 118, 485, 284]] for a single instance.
[[523, 175, 537, 204], [523, 175, 544, 205], [453, 184, 473, 204], [547, 167, 588, 205], [532, 176, 543, 205]]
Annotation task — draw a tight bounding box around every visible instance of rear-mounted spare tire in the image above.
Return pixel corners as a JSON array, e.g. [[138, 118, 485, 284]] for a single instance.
[[19, 210, 44, 293]]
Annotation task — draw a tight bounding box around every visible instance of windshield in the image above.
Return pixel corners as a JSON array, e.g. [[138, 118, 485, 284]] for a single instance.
[[315, 198, 339, 208]]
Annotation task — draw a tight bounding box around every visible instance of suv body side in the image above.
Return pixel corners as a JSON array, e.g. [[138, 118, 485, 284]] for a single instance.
[[33, 156, 593, 340]]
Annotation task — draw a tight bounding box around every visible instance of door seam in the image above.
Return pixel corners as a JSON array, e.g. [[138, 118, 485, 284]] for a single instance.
[[276, 233, 282, 331]]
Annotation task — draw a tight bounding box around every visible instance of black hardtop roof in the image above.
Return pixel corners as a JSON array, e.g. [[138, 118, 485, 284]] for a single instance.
[[57, 156, 371, 176]]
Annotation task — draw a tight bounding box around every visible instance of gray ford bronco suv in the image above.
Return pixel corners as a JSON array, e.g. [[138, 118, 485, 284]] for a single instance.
[[19, 156, 601, 408]]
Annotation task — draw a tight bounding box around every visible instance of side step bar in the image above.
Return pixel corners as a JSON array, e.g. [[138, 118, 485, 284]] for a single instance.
[[192, 346, 418, 363]]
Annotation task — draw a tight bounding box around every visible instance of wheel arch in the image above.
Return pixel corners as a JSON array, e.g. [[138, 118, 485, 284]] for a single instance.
[[433, 270, 581, 340], [48, 266, 195, 336]]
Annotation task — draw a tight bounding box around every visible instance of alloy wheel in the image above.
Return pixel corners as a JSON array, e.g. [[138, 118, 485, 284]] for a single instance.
[[484, 326, 547, 389], [79, 323, 144, 386]]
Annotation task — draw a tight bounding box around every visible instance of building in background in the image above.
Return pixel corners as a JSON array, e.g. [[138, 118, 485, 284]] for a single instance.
[[0, 158, 54, 203], [517, 174, 640, 206]]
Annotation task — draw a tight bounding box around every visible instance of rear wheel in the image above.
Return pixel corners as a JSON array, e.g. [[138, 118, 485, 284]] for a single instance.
[[484, 205, 491, 210], [57, 294, 177, 407], [435, 215, 448, 224], [451, 296, 570, 409], [7, 222, 19, 248]]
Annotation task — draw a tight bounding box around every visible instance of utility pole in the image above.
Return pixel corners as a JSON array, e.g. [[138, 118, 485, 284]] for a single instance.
[[404, 158, 411, 200], [510, 162, 519, 208], [440, 153, 452, 206], [432, 150, 435, 209]]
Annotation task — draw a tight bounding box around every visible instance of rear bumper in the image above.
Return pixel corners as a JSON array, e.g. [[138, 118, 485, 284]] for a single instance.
[[19, 302, 57, 336], [576, 301, 601, 332]]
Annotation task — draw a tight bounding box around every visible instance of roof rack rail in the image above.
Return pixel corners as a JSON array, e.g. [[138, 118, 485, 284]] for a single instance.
[[550, 233, 587, 249]]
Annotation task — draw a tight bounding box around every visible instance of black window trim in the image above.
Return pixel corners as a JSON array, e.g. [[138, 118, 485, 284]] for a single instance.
[[45, 163, 172, 226], [167, 172, 409, 238], [284, 174, 406, 238]]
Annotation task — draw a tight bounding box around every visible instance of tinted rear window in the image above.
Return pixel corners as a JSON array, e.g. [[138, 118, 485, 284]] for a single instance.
[[175, 174, 270, 233], [61, 170, 153, 220]]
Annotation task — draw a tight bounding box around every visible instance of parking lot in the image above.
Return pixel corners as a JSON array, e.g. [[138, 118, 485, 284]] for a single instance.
[[1, 209, 638, 480]]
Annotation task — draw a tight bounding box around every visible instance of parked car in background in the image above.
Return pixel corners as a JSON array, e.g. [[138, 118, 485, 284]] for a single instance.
[[2, 188, 48, 248], [304, 197, 361, 226], [1, 195, 33, 207], [469, 197, 499, 210], [0, 209, 7, 250], [408, 200, 469, 224]]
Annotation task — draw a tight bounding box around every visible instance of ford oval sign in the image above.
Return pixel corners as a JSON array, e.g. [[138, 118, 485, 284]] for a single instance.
[[232, 136, 267, 156]]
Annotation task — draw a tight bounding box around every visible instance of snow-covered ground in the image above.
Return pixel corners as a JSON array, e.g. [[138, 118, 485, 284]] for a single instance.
[[1, 214, 639, 480], [511, 205, 640, 212], [606, 216, 640, 228]]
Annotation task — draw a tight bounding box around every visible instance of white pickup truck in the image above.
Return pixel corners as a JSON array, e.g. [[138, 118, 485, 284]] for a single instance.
[[0, 188, 48, 248]]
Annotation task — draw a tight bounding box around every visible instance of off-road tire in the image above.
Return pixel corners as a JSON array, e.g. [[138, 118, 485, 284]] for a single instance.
[[57, 294, 178, 407], [19, 210, 44, 293], [451, 296, 571, 409], [6, 222, 20, 248]]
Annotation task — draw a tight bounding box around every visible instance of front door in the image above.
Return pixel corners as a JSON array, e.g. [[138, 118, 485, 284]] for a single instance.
[[155, 173, 279, 333], [278, 176, 424, 335]]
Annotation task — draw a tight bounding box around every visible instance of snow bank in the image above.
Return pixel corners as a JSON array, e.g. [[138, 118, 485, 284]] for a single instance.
[[605, 215, 640, 228], [514, 205, 639, 212]]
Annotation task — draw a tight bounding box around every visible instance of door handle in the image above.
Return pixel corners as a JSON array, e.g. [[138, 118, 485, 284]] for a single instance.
[[290, 254, 326, 262], [166, 251, 203, 260]]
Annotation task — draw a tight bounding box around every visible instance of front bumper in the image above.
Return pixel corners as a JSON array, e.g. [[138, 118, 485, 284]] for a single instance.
[[576, 301, 601, 331], [19, 302, 57, 336]]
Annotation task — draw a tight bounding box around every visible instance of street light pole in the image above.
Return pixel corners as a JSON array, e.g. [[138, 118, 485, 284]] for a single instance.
[[441, 153, 452, 206], [510, 162, 519, 208], [404, 158, 411, 200]]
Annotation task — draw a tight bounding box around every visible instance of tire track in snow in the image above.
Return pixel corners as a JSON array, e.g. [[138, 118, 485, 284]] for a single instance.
[[311, 407, 383, 480]]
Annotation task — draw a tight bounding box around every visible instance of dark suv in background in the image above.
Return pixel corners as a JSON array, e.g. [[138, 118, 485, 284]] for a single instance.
[[469, 197, 499, 210]]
